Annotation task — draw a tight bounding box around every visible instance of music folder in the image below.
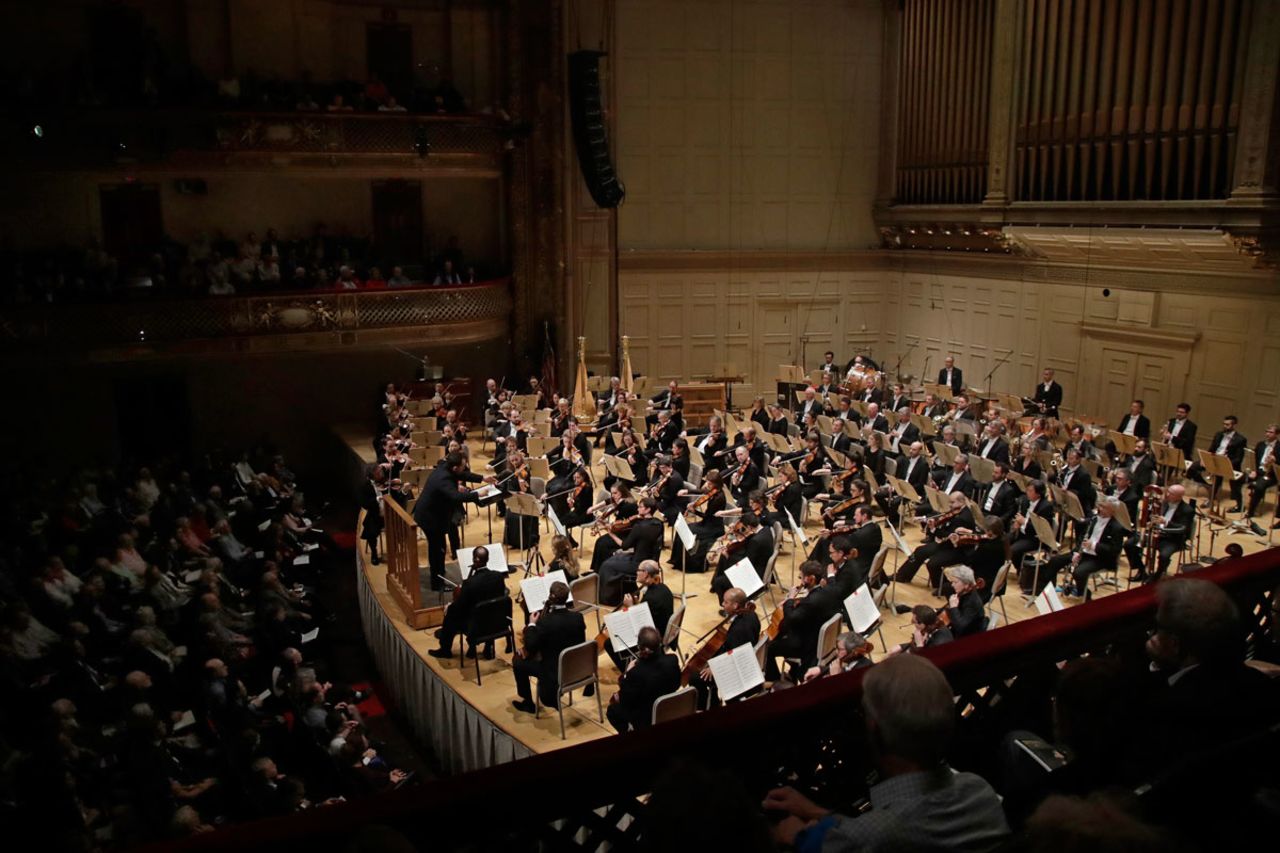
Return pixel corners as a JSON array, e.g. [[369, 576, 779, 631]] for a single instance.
[[843, 584, 881, 634], [1034, 583, 1064, 615], [725, 558, 765, 599], [707, 644, 765, 701], [674, 514, 696, 552], [520, 569, 572, 613], [603, 602, 656, 652]]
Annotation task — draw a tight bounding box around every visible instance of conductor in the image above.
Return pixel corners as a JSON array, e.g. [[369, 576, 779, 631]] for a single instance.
[[413, 452, 494, 591]]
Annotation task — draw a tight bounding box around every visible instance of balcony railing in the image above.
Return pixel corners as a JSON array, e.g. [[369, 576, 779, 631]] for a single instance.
[[141, 547, 1280, 853], [0, 280, 512, 352]]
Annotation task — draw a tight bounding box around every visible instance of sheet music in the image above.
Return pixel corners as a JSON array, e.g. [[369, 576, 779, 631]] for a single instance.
[[844, 584, 882, 634], [674, 514, 696, 552], [301, 627, 320, 644], [785, 508, 808, 545], [458, 544, 509, 578], [172, 710, 196, 732], [888, 523, 912, 556], [519, 569, 572, 614], [547, 505, 567, 537], [474, 484, 503, 502], [1034, 584, 1064, 615], [708, 645, 765, 701], [725, 558, 764, 598], [604, 602, 656, 652], [292, 554, 310, 566]]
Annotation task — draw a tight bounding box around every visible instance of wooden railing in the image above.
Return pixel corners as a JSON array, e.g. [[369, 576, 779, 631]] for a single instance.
[[141, 545, 1280, 853], [0, 280, 512, 354], [381, 497, 436, 630]]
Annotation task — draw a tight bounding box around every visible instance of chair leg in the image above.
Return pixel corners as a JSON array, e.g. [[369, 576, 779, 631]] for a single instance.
[[558, 698, 566, 740], [594, 678, 604, 722], [475, 651, 482, 686], [998, 595, 1007, 623]]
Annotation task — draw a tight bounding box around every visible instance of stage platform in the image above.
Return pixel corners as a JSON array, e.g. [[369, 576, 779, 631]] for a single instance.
[[337, 424, 1272, 775]]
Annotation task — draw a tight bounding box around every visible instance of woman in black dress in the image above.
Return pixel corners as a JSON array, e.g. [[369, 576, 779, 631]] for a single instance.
[[588, 483, 638, 574], [501, 451, 540, 551], [671, 470, 727, 573]]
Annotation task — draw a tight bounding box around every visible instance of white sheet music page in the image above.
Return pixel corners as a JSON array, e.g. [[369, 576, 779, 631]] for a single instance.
[[605, 601, 655, 652], [725, 558, 764, 598], [458, 544, 509, 578], [708, 645, 765, 700], [1035, 584, 1064, 615], [674, 514, 696, 552], [785, 508, 808, 545], [844, 584, 881, 634]]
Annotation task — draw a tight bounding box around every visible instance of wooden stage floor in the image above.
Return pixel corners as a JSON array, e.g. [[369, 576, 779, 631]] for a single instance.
[[339, 425, 1275, 757]]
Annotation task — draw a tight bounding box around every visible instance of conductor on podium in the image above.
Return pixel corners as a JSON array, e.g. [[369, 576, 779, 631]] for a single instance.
[[413, 452, 492, 591]]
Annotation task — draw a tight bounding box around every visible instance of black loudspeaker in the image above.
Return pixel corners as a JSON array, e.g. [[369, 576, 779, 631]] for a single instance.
[[568, 50, 625, 209]]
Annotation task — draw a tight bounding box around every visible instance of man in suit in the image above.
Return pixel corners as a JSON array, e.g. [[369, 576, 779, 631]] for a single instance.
[[932, 454, 976, 500], [646, 455, 686, 523], [1044, 499, 1126, 598], [816, 372, 841, 401], [846, 505, 883, 587], [1024, 367, 1063, 418], [938, 356, 964, 396], [864, 402, 889, 435], [511, 581, 587, 713], [606, 626, 681, 732], [596, 376, 623, 412], [1012, 481, 1056, 594], [767, 561, 842, 679], [881, 442, 930, 526], [692, 587, 762, 708], [1109, 469, 1147, 577], [922, 393, 950, 421], [623, 561, 673, 640], [796, 387, 824, 426], [886, 408, 921, 458], [894, 491, 975, 589], [818, 350, 839, 374], [1122, 439, 1158, 489], [981, 462, 1022, 529], [645, 380, 682, 429], [1056, 447, 1097, 534], [824, 535, 861, 600], [1138, 484, 1196, 580], [429, 545, 508, 659], [1161, 402, 1198, 461], [886, 384, 912, 417], [975, 422, 1011, 465], [1245, 424, 1279, 525], [690, 415, 729, 471], [413, 453, 492, 591], [599, 498, 665, 605], [1192, 415, 1248, 511]]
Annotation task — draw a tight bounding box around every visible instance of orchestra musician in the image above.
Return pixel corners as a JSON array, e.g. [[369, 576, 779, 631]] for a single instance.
[[1024, 367, 1063, 417], [931, 454, 976, 500], [668, 437, 693, 481], [598, 497, 665, 605], [1116, 399, 1151, 439], [818, 350, 839, 373], [1190, 415, 1248, 511], [981, 462, 1022, 529], [748, 396, 770, 432], [412, 452, 494, 592], [691, 587, 762, 709], [948, 517, 1011, 599], [587, 483, 639, 574], [768, 463, 806, 526], [604, 561, 675, 672], [893, 491, 974, 590], [886, 407, 921, 458], [1064, 423, 1099, 462], [794, 433, 830, 499], [1042, 498, 1126, 599], [709, 512, 773, 605], [938, 355, 964, 396], [1107, 468, 1146, 579], [863, 401, 889, 435], [823, 534, 862, 599], [644, 455, 686, 524], [886, 605, 954, 655], [604, 429, 644, 490], [545, 431, 587, 518], [688, 415, 729, 471], [802, 630, 875, 682], [500, 451, 540, 549], [526, 376, 547, 411], [428, 545, 507, 660], [843, 504, 883, 586], [1134, 484, 1195, 581], [561, 468, 595, 535], [1021, 417, 1053, 453], [1055, 448, 1098, 536], [548, 534, 579, 581], [645, 380, 682, 430], [606, 625, 680, 733], [816, 371, 841, 401], [878, 441, 929, 526], [808, 481, 870, 563], [648, 409, 681, 454], [1161, 402, 1198, 461], [942, 566, 987, 637], [671, 470, 728, 573], [766, 404, 791, 437], [1120, 439, 1157, 489], [951, 393, 979, 424], [358, 463, 387, 565], [510, 581, 586, 714], [550, 397, 574, 437], [930, 424, 961, 468], [862, 431, 888, 481], [974, 421, 1010, 464], [1012, 481, 1057, 594], [1245, 424, 1279, 524], [727, 444, 762, 506], [764, 561, 842, 681], [796, 387, 824, 425], [596, 376, 623, 412]]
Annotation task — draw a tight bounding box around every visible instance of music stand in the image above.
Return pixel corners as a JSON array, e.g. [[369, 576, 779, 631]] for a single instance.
[[528, 456, 552, 481], [1007, 470, 1030, 492], [967, 454, 995, 486], [926, 485, 951, 514], [1027, 512, 1063, 600], [934, 443, 960, 468], [1151, 442, 1185, 486], [1108, 431, 1138, 460], [966, 497, 988, 530], [504, 493, 545, 576], [1048, 484, 1085, 545], [1197, 450, 1237, 514], [601, 453, 637, 485]]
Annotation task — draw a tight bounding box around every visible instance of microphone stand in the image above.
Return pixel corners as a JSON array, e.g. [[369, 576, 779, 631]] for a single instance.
[[893, 342, 919, 385], [983, 350, 1014, 398]]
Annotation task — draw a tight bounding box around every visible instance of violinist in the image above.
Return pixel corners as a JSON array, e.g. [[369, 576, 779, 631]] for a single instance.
[[604, 429, 644, 490], [648, 409, 681, 454], [886, 605, 954, 656], [691, 587, 762, 709], [802, 630, 874, 682], [709, 512, 774, 605], [942, 566, 987, 637], [644, 455, 686, 524], [587, 483, 639, 574], [561, 468, 595, 538], [808, 494, 869, 565], [949, 517, 1010, 598], [671, 470, 727, 573], [727, 445, 762, 506], [549, 397, 573, 437], [545, 430, 587, 517], [688, 415, 729, 471], [768, 463, 806, 526], [604, 561, 675, 672], [598, 497, 665, 606], [511, 581, 586, 714], [500, 451, 540, 550], [892, 490, 974, 590], [795, 432, 830, 500], [605, 404, 635, 452], [765, 561, 842, 681], [548, 534, 579, 581], [644, 380, 682, 430], [669, 437, 692, 481]]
